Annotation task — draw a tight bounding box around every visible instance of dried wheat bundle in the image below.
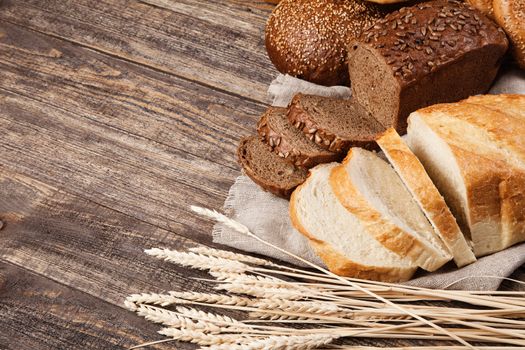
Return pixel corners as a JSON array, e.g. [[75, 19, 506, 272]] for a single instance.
[[125, 206, 525, 350]]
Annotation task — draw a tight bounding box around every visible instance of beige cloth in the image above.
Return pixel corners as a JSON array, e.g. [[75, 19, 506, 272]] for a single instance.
[[213, 69, 525, 291]]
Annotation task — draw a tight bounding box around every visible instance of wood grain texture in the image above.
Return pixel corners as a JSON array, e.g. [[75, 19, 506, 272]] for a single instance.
[[0, 261, 174, 349], [0, 0, 277, 102], [0, 22, 264, 170], [0, 168, 219, 307], [0, 20, 265, 242]]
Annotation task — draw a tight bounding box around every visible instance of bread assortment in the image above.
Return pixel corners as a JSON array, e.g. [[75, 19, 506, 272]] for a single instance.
[[235, 0, 525, 281], [348, 0, 508, 132], [290, 95, 525, 280], [265, 0, 391, 86]]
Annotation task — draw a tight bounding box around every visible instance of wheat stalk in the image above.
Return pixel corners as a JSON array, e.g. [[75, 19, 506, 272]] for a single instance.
[[190, 206, 498, 349], [124, 206, 525, 350]]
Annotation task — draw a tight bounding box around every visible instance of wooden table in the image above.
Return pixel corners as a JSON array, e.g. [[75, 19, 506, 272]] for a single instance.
[[0, 1, 523, 349]]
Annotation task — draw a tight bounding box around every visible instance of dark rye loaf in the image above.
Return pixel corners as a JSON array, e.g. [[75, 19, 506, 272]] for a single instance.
[[257, 107, 342, 168], [287, 94, 385, 153], [348, 0, 508, 133], [237, 136, 308, 198]]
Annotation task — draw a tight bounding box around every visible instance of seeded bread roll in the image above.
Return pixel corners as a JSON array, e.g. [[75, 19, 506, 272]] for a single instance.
[[287, 94, 385, 153], [238, 136, 308, 198], [493, 0, 525, 69], [348, 0, 508, 133], [256, 107, 342, 168], [265, 0, 390, 86]]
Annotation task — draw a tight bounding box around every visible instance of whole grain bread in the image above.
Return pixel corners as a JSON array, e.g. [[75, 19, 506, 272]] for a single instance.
[[290, 163, 418, 282], [406, 94, 525, 257], [265, 0, 391, 86], [287, 94, 385, 153], [377, 128, 476, 267], [348, 0, 508, 133], [237, 136, 308, 198], [257, 107, 342, 168]]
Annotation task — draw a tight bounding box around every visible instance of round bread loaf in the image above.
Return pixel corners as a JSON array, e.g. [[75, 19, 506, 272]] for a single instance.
[[493, 0, 525, 69], [265, 0, 390, 86], [465, 0, 494, 18]]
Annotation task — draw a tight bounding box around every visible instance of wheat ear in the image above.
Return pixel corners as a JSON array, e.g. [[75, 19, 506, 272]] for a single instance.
[[158, 328, 245, 345], [189, 246, 274, 266], [145, 248, 248, 273], [126, 303, 221, 332], [190, 205, 475, 349], [126, 291, 252, 307]]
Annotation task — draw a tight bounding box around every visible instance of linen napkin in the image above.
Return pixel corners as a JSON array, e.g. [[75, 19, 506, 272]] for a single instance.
[[213, 68, 525, 291]]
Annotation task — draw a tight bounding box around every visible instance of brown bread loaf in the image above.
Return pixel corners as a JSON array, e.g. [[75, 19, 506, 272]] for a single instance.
[[237, 136, 308, 198], [265, 0, 390, 86], [287, 94, 385, 153], [348, 0, 508, 133], [256, 107, 342, 168]]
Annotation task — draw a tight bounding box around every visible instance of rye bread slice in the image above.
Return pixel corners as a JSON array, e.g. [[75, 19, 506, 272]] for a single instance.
[[237, 136, 308, 198], [287, 94, 385, 153], [257, 107, 342, 168]]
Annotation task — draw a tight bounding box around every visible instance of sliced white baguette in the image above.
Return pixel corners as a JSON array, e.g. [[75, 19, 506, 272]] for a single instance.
[[332, 149, 452, 272], [377, 128, 476, 267], [290, 163, 417, 282], [406, 98, 525, 257]]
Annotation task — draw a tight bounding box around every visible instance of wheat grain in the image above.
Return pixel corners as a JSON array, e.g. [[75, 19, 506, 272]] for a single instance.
[[130, 304, 221, 332], [210, 271, 290, 288], [246, 334, 336, 350], [189, 246, 274, 267], [190, 205, 476, 349], [158, 328, 243, 345], [126, 293, 180, 307], [126, 291, 252, 307], [215, 282, 305, 300], [144, 248, 248, 273], [175, 306, 249, 329]]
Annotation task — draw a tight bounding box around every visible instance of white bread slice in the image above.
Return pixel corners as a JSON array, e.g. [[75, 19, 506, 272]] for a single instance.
[[406, 99, 525, 257], [377, 128, 476, 267], [332, 149, 452, 272], [289, 163, 417, 282]]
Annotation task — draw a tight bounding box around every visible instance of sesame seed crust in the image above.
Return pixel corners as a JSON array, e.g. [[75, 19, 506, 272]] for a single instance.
[[493, 0, 525, 69], [265, 0, 393, 86], [356, 0, 508, 85]]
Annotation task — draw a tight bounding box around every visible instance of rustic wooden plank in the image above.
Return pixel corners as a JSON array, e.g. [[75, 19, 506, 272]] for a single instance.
[[0, 261, 177, 349], [0, 22, 264, 171], [0, 167, 221, 307], [0, 87, 235, 244], [0, 0, 277, 102]]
